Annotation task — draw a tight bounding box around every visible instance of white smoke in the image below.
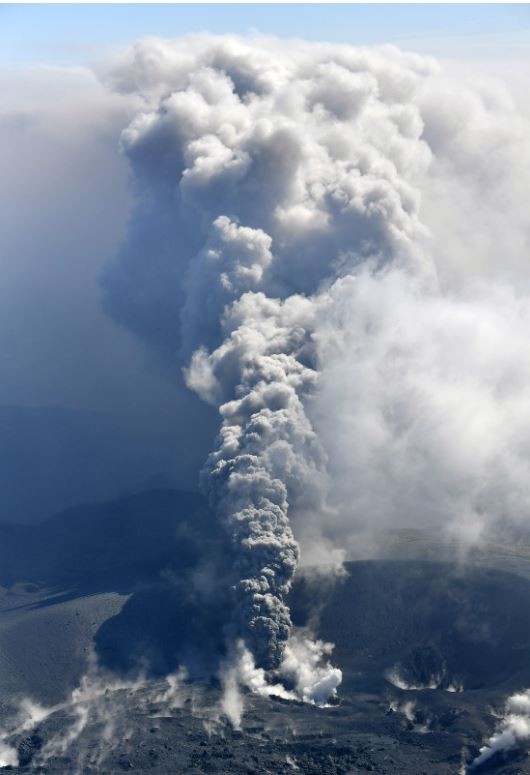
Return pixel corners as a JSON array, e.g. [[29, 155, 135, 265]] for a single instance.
[[0, 654, 189, 772], [310, 269, 530, 557], [471, 690, 530, 769], [0, 698, 49, 769], [388, 699, 431, 733], [100, 34, 530, 703], [220, 633, 342, 728], [385, 662, 463, 693]]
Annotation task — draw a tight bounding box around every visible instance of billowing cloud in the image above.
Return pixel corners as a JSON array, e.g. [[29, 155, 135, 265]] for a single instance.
[[99, 34, 530, 698], [307, 271, 530, 558]]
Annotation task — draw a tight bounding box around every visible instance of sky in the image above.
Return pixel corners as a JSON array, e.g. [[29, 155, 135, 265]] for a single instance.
[[1, 4, 530, 68]]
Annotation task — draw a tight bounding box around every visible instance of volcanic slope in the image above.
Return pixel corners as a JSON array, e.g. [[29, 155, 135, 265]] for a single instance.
[[2, 491, 530, 772]]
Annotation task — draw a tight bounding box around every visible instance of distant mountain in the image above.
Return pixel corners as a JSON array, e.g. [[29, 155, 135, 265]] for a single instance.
[[0, 488, 222, 589], [0, 404, 191, 524]]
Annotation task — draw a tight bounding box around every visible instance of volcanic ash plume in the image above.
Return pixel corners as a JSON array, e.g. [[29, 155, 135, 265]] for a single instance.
[[101, 35, 530, 697], [194, 294, 331, 661], [101, 35, 436, 696]]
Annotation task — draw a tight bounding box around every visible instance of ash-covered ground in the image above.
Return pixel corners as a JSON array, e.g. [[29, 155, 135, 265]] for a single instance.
[[2, 490, 530, 773]]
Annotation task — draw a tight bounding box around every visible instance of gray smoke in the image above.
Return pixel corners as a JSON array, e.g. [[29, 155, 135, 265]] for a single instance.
[[100, 35, 530, 685], [189, 290, 320, 669]]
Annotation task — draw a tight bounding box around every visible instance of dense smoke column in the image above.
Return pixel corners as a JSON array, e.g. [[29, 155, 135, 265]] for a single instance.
[[201, 354, 306, 669], [189, 290, 322, 668], [180, 214, 328, 668], [102, 36, 436, 674]]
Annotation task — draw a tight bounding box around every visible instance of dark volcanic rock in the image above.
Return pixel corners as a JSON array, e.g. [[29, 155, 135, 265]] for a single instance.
[[3, 493, 530, 772], [291, 560, 530, 694]]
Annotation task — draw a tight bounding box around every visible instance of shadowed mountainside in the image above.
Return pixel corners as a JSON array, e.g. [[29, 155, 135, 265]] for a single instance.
[[0, 489, 231, 703], [0, 405, 203, 524], [0, 488, 219, 589]]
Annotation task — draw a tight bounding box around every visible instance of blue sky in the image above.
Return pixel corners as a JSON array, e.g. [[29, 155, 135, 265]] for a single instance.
[[1, 4, 530, 68]]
